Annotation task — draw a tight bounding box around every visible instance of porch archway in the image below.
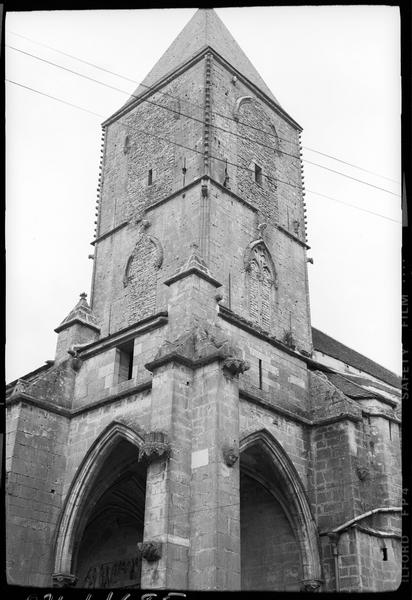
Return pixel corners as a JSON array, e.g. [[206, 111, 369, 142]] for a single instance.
[[240, 429, 321, 590], [53, 421, 146, 588]]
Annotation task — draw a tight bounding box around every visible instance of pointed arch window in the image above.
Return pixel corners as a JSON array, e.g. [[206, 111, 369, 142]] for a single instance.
[[245, 241, 277, 330]]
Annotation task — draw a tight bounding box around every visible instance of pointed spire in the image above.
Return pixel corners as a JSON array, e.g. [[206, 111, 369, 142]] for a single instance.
[[55, 293, 100, 334], [126, 9, 279, 106]]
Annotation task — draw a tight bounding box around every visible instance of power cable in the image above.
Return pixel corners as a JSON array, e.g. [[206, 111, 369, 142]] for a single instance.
[[304, 147, 400, 184], [6, 44, 301, 163], [306, 189, 401, 224], [6, 78, 402, 225], [7, 43, 400, 197], [7, 31, 400, 187], [304, 160, 399, 197]]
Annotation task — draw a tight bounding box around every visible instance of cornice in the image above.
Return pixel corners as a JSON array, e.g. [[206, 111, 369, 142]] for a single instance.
[[277, 224, 310, 249], [91, 221, 129, 246], [78, 312, 168, 360], [54, 318, 101, 335], [239, 387, 311, 425], [6, 380, 152, 419], [163, 266, 222, 288], [218, 304, 310, 363]]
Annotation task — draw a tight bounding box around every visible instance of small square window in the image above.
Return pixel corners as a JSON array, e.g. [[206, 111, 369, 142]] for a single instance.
[[254, 163, 262, 185]]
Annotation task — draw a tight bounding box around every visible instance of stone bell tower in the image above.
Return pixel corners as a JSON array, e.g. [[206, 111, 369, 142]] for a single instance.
[[88, 8, 310, 351], [6, 8, 401, 593]]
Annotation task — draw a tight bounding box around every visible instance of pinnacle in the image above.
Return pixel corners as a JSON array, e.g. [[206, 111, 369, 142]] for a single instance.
[[55, 292, 100, 333], [182, 242, 210, 275]]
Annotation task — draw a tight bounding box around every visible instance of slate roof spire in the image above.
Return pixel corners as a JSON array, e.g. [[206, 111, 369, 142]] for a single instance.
[[127, 8, 280, 106], [55, 292, 100, 334]]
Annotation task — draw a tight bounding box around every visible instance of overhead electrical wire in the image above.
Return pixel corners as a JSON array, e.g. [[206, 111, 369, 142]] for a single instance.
[[7, 78, 401, 226], [7, 43, 400, 198], [7, 30, 400, 187], [5, 77, 303, 194]]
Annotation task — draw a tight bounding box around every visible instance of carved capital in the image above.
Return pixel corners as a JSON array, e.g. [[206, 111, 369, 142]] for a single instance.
[[137, 541, 162, 562], [222, 357, 250, 376], [301, 579, 322, 592], [222, 444, 239, 467], [138, 431, 171, 464], [52, 573, 78, 588]]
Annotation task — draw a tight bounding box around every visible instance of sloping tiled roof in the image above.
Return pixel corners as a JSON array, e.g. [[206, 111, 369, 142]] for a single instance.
[[312, 327, 401, 389], [126, 9, 280, 106], [325, 373, 400, 403]]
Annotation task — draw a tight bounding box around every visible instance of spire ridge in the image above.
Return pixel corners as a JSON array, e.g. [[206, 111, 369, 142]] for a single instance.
[[126, 8, 279, 106]]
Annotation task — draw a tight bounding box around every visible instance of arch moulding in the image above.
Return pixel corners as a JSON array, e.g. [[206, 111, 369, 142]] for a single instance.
[[53, 421, 144, 576], [240, 428, 322, 585], [243, 239, 278, 287]]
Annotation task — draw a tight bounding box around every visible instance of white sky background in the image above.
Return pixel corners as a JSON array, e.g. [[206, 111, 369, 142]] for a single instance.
[[6, 7, 402, 382]]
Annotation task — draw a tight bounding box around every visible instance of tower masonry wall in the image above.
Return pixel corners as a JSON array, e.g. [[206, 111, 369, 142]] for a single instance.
[[210, 57, 305, 237], [71, 323, 165, 410], [206, 57, 311, 350], [219, 317, 310, 415]]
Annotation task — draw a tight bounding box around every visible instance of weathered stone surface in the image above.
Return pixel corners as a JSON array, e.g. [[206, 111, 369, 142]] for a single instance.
[[5, 7, 401, 593]]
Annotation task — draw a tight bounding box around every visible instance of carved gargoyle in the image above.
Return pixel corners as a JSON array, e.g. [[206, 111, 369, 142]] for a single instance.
[[222, 357, 250, 376], [356, 464, 370, 481], [137, 541, 162, 562], [222, 444, 239, 467], [138, 431, 171, 464]]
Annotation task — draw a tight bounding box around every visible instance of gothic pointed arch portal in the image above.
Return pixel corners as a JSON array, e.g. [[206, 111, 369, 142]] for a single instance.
[[240, 429, 321, 591], [53, 422, 147, 588]]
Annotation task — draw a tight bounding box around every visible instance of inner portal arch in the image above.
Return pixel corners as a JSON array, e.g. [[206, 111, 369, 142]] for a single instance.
[[54, 423, 147, 588], [240, 429, 321, 591]]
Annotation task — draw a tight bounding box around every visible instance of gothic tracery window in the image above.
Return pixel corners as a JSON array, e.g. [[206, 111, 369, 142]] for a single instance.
[[247, 243, 275, 330]]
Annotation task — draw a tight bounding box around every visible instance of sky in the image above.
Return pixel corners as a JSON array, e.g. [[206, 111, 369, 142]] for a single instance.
[[5, 7, 402, 383]]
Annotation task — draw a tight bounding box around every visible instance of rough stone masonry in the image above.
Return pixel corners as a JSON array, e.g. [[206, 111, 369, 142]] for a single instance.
[[6, 8, 402, 592]]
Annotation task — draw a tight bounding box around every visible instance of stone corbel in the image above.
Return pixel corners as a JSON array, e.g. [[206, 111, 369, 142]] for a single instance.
[[301, 579, 322, 592], [222, 357, 250, 376], [137, 541, 163, 562], [138, 431, 171, 464], [52, 573, 78, 588]]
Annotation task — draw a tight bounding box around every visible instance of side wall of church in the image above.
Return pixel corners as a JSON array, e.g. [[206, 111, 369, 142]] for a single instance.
[[6, 403, 70, 586]]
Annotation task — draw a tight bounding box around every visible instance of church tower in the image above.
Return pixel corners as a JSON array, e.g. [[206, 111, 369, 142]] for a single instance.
[[6, 9, 402, 592]]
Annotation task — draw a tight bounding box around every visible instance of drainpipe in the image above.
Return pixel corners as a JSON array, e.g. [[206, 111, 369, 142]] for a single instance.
[[323, 507, 401, 591], [329, 506, 401, 534]]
